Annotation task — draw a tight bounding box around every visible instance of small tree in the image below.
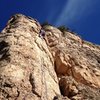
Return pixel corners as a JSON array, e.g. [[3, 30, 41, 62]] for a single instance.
[[58, 25, 70, 32], [41, 21, 51, 27]]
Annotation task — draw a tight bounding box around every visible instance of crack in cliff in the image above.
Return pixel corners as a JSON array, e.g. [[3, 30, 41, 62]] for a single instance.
[[29, 73, 41, 98], [15, 88, 20, 100]]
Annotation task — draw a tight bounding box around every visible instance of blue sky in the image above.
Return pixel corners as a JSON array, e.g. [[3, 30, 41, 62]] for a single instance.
[[0, 0, 100, 44]]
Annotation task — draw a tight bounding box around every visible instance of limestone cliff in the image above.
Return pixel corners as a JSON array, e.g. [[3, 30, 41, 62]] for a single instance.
[[0, 14, 100, 100]]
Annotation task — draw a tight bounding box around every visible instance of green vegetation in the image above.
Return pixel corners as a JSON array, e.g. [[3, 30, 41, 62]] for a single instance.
[[58, 25, 70, 33], [41, 21, 51, 27], [41, 22, 77, 36], [58, 25, 72, 36], [58, 25, 79, 37]]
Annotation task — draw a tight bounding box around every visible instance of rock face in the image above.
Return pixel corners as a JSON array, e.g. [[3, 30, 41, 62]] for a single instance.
[[0, 14, 100, 100], [44, 25, 100, 86], [0, 14, 60, 100]]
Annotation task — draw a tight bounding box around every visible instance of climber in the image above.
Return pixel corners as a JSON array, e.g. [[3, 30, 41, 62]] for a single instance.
[[39, 28, 46, 39]]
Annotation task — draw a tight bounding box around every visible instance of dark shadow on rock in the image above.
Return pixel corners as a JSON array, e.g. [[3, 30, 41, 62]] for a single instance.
[[0, 41, 10, 61]]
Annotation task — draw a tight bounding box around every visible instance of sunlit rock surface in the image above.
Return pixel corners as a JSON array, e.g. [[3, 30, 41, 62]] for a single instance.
[[0, 14, 100, 100]]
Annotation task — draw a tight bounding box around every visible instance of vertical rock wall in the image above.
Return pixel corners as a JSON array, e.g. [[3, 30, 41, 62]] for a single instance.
[[0, 14, 60, 100]]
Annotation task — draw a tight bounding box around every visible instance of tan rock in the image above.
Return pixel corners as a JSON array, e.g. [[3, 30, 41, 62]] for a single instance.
[[71, 95, 83, 100], [59, 76, 78, 97], [44, 25, 100, 88], [0, 14, 60, 100], [0, 14, 100, 100]]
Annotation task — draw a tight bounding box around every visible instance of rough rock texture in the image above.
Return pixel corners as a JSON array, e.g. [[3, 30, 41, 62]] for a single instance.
[[0, 14, 100, 100], [44, 25, 100, 86], [43, 25, 100, 99], [0, 14, 60, 100]]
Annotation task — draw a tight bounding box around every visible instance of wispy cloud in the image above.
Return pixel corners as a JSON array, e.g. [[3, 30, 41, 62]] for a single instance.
[[46, 0, 67, 24], [54, 0, 95, 26], [45, 0, 58, 22]]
